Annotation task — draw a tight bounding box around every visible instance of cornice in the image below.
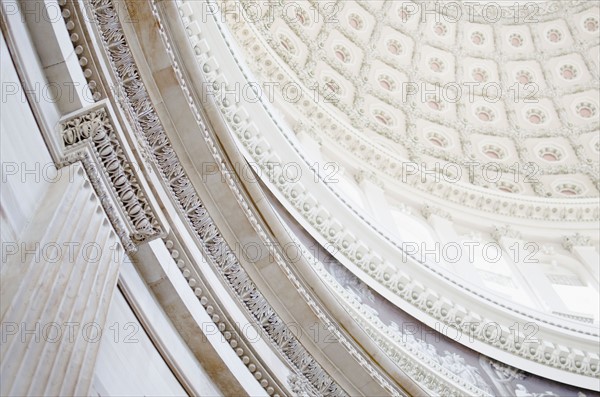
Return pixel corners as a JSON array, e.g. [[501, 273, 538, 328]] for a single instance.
[[149, 1, 410, 394], [269, 185, 596, 397], [82, 0, 402, 394]]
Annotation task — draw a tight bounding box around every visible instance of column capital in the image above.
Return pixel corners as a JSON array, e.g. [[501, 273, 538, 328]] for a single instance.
[[59, 102, 166, 251], [491, 224, 522, 242], [421, 204, 452, 222], [354, 169, 385, 190], [562, 233, 594, 253]]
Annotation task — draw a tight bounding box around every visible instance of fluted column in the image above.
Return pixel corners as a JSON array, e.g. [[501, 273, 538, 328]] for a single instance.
[[563, 234, 599, 293], [1, 163, 123, 396], [296, 128, 323, 165], [496, 235, 565, 312]]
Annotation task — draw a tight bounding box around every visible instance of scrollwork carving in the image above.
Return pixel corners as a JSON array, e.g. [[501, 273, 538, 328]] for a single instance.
[[60, 105, 163, 248]]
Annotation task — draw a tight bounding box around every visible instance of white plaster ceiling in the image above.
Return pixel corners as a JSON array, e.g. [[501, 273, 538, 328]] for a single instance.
[[224, 0, 600, 198]]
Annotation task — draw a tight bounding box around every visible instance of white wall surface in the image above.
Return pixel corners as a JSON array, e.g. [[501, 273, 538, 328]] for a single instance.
[[91, 288, 188, 397], [0, 30, 54, 246]]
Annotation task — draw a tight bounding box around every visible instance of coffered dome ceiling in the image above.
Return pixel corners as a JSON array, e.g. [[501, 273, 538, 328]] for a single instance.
[[222, 0, 599, 199]]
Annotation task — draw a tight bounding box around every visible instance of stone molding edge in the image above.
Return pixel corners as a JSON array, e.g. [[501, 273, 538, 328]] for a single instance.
[[57, 0, 105, 102], [223, 5, 599, 223], [162, 235, 289, 397], [176, 0, 600, 386], [85, 1, 353, 395], [57, 101, 164, 252]]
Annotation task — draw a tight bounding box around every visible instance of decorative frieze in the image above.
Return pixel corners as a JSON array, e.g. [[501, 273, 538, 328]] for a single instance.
[[87, 1, 349, 395], [288, 373, 319, 397], [163, 238, 285, 396]]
